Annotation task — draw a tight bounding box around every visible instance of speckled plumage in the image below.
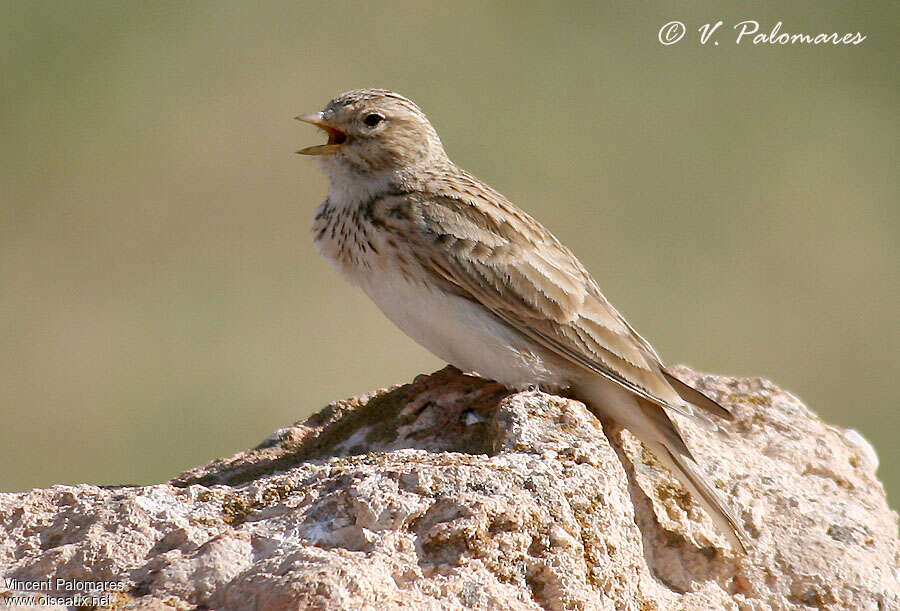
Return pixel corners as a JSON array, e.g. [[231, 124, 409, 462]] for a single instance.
[[298, 89, 749, 551]]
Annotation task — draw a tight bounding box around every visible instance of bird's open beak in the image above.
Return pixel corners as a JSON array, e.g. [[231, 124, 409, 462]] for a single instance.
[[295, 112, 348, 155]]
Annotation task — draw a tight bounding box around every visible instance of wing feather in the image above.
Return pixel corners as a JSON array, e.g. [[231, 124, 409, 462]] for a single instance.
[[406, 190, 691, 412]]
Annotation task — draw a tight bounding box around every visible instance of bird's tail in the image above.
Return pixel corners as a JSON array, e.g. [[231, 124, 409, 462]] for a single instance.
[[575, 379, 750, 552], [643, 436, 750, 553]]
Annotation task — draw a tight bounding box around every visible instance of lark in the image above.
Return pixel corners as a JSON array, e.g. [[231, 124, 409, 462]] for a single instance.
[[296, 89, 749, 551]]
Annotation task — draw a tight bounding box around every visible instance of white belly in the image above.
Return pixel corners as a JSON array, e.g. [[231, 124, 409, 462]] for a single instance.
[[354, 271, 570, 390]]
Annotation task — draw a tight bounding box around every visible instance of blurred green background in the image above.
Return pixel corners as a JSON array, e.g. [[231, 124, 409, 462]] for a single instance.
[[1, 2, 897, 506]]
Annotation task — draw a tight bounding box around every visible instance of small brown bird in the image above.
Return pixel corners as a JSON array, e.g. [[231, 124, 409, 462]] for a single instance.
[[296, 89, 749, 551]]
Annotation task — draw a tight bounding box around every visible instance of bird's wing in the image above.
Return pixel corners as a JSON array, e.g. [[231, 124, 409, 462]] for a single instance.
[[404, 186, 703, 414]]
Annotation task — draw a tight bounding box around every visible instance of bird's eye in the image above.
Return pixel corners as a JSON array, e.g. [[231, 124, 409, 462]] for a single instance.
[[363, 113, 384, 127]]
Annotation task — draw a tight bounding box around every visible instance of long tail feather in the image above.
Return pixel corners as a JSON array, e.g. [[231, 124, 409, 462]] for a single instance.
[[646, 439, 750, 553], [634, 398, 749, 552], [576, 379, 750, 552]]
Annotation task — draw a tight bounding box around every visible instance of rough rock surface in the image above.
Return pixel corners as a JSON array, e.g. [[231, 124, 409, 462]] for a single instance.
[[1, 366, 897, 610]]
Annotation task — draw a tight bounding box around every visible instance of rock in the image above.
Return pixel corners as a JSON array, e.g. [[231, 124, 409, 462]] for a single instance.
[[1, 366, 897, 609]]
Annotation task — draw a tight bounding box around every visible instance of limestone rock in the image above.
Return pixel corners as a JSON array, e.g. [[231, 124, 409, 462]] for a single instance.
[[1, 366, 897, 609]]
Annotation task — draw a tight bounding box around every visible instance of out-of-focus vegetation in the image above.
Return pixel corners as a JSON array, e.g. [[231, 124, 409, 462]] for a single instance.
[[2, 2, 896, 505]]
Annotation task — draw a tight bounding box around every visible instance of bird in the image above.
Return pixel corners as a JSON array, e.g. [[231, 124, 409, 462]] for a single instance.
[[295, 88, 749, 552]]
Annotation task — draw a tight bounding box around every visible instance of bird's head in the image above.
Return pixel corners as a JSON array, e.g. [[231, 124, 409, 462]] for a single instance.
[[296, 89, 446, 175]]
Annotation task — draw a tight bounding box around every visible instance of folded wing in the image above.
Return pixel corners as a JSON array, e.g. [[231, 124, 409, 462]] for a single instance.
[[406, 186, 730, 421]]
